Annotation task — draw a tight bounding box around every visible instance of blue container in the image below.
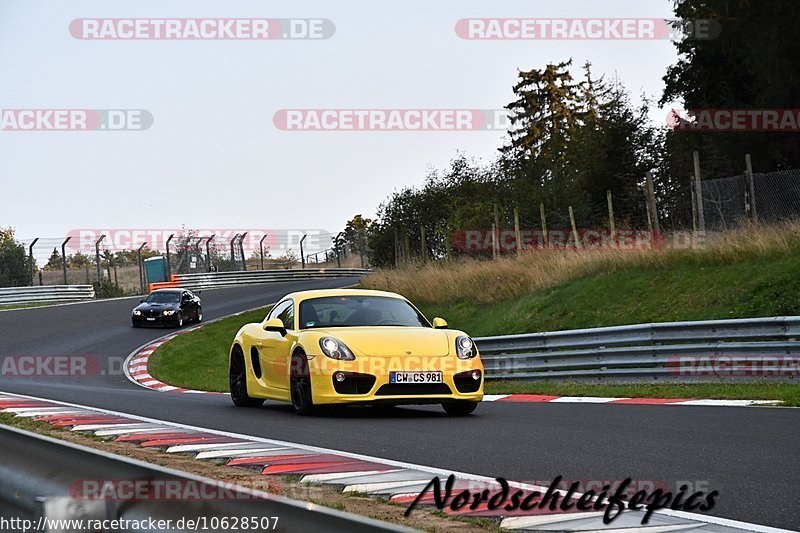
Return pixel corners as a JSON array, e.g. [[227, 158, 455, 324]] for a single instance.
[[144, 256, 167, 284]]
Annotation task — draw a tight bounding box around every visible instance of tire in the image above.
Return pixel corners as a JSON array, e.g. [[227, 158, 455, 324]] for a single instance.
[[229, 346, 264, 407], [290, 350, 315, 416], [175, 312, 184, 328], [195, 307, 203, 323], [442, 401, 478, 416]]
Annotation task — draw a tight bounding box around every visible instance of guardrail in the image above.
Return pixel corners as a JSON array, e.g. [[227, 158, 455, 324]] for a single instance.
[[149, 268, 371, 292], [476, 316, 800, 383], [0, 285, 95, 306], [0, 425, 414, 533]]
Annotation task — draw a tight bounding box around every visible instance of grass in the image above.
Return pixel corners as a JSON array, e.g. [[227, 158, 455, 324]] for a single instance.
[[485, 381, 800, 406], [148, 306, 272, 392]]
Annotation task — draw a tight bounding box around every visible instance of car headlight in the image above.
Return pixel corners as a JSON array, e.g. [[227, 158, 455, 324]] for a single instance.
[[133, 310, 142, 316], [456, 335, 477, 359], [163, 310, 176, 316], [319, 337, 355, 361]]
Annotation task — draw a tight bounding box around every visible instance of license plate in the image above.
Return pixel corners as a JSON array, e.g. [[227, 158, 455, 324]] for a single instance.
[[146, 318, 156, 321], [390, 371, 442, 384]]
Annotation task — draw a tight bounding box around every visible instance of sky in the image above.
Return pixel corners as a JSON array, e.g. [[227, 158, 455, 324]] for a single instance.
[[0, 0, 679, 258]]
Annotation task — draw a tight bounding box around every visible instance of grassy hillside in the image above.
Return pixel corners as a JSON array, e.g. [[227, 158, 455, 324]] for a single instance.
[[362, 222, 800, 336]]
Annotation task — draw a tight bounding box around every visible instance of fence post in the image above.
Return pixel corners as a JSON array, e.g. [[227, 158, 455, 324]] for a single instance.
[[420, 226, 427, 261], [690, 175, 698, 232], [568, 206, 582, 249], [259, 235, 267, 271], [693, 151, 706, 232], [27, 238, 39, 286], [358, 231, 365, 268], [493, 203, 500, 258], [61, 237, 71, 285], [205, 235, 215, 272], [606, 191, 616, 244], [645, 171, 660, 234], [239, 232, 248, 271], [165, 234, 174, 278], [514, 207, 522, 257], [491, 223, 497, 260], [299, 234, 307, 269], [539, 203, 549, 247], [94, 235, 105, 284], [745, 153, 758, 222], [137, 242, 147, 294]]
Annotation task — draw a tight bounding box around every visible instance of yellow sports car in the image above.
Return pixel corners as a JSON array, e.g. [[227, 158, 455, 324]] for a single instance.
[[228, 288, 483, 416]]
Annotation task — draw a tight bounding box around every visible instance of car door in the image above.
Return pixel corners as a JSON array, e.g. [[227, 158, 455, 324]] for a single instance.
[[255, 299, 295, 390], [180, 292, 194, 316]]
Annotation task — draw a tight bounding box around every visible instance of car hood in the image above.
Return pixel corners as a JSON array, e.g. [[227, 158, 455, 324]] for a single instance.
[[135, 302, 179, 311], [311, 327, 452, 357]]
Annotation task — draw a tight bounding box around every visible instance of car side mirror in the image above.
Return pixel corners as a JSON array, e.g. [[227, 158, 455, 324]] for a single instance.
[[432, 317, 448, 329], [139, 298, 145, 303], [263, 318, 287, 336]]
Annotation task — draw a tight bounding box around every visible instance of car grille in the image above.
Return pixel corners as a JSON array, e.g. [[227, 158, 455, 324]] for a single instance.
[[375, 383, 452, 396], [143, 310, 162, 318]]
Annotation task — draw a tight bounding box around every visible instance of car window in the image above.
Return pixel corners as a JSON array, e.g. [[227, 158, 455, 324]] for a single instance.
[[299, 296, 430, 329], [269, 300, 292, 325], [277, 301, 295, 330], [145, 292, 180, 303]]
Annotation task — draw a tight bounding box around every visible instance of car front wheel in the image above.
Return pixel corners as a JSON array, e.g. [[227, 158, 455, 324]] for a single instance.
[[290, 351, 315, 416], [175, 312, 184, 328]]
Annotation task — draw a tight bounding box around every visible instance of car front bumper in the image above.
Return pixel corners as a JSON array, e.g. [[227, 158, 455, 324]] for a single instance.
[[307, 354, 484, 405]]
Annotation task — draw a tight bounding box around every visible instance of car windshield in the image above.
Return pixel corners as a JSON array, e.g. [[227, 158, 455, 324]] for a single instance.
[[299, 296, 430, 329], [145, 292, 181, 304]]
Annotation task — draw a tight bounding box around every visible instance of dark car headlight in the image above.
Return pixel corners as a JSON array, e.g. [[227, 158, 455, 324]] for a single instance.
[[319, 337, 355, 361], [456, 335, 478, 359], [163, 310, 176, 316], [133, 310, 142, 316]]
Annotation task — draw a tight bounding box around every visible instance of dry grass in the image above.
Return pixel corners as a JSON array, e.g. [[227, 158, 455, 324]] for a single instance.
[[362, 221, 800, 305]]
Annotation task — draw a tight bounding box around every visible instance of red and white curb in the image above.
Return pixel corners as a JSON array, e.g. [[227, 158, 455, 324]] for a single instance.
[[125, 329, 221, 394], [0, 390, 792, 533], [125, 329, 783, 407]]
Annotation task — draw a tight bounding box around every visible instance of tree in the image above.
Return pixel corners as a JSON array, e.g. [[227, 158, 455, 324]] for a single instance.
[[0, 227, 28, 287], [44, 248, 63, 270], [661, 0, 800, 176]]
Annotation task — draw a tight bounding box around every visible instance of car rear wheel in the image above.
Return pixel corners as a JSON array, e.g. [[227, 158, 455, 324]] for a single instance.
[[442, 401, 478, 416], [290, 351, 315, 416], [229, 346, 264, 408], [195, 307, 203, 323]]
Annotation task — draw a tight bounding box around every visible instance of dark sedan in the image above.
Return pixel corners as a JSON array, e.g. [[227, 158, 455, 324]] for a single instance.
[[131, 289, 202, 328]]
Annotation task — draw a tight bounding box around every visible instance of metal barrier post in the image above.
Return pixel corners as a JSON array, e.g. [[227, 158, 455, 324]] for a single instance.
[[300, 234, 307, 269]]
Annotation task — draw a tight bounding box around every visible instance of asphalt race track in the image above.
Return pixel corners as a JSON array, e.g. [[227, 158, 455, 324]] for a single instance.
[[0, 278, 798, 530]]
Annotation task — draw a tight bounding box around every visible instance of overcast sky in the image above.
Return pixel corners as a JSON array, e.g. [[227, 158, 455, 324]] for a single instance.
[[1, 0, 678, 257]]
